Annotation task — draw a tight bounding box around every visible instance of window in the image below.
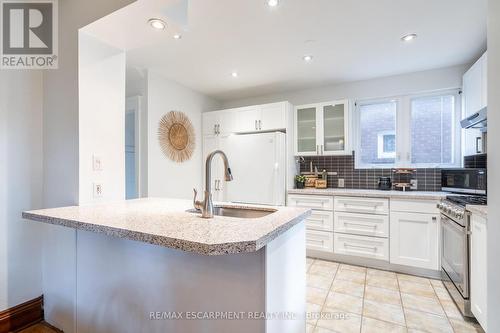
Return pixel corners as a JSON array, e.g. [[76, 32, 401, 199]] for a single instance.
[[357, 100, 397, 166], [377, 131, 396, 159], [355, 90, 461, 168], [410, 95, 455, 165]]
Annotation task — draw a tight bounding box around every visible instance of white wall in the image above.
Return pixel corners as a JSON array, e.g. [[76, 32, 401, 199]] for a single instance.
[[0, 71, 44, 311], [221, 65, 468, 108], [147, 71, 221, 199], [78, 32, 126, 204], [487, 0, 500, 331], [41, 0, 134, 331]]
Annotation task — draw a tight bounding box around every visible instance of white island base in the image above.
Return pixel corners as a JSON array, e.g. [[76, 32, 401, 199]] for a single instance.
[[71, 222, 305, 333]]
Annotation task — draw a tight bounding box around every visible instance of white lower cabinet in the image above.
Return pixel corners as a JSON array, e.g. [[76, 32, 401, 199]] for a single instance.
[[306, 210, 334, 232], [306, 229, 334, 252], [334, 233, 389, 261], [334, 211, 389, 238], [470, 214, 487, 330], [389, 211, 439, 270]]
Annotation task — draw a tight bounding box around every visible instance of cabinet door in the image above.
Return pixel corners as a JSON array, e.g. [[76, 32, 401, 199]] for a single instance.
[[232, 106, 261, 133], [295, 105, 318, 155], [463, 58, 484, 156], [480, 52, 488, 109], [320, 100, 348, 155], [202, 112, 219, 136], [471, 215, 487, 330], [390, 212, 439, 270], [217, 110, 234, 134], [260, 102, 286, 131]]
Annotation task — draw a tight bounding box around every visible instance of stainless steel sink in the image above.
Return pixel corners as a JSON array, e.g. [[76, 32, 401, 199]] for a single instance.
[[187, 206, 276, 219]]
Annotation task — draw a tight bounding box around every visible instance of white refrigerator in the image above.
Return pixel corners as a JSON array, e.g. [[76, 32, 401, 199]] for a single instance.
[[224, 132, 286, 206]]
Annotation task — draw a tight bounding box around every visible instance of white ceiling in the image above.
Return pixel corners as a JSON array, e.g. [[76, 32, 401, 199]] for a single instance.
[[84, 0, 487, 102]]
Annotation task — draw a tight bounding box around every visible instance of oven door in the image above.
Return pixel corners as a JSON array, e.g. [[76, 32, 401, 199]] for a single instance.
[[441, 214, 469, 298]]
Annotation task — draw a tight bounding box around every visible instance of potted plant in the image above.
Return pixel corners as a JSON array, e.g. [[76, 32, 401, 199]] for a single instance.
[[295, 175, 306, 189]]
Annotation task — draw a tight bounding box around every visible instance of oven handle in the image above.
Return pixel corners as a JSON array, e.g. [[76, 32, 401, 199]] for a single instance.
[[441, 214, 466, 232]]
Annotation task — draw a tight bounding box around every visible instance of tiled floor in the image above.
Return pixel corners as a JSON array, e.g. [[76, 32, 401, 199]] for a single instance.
[[306, 258, 484, 333]]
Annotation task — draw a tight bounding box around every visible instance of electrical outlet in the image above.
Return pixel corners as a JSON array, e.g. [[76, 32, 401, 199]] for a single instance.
[[338, 178, 345, 188], [93, 155, 103, 171], [93, 183, 103, 198], [410, 179, 418, 190]]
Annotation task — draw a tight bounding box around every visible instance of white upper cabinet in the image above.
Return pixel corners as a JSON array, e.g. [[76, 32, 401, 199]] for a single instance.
[[462, 51, 487, 156], [204, 102, 289, 135], [295, 100, 349, 156], [202, 110, 234, 136]]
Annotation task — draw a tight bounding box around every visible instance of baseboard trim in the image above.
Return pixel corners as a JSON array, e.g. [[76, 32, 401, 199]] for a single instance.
[[0, 296, 44, 333]]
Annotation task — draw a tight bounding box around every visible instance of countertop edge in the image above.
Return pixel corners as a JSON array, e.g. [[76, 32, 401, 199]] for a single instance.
[[22, 208, 311, 256], [466, 205, 488, 219], [287, 189, 447, 200]]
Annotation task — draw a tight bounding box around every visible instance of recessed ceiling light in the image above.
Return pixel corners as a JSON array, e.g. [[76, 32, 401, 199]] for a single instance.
[[267, 0, 279, 7], [303, 55, 313, 62], [231, 72, 238, 78], [401, 33, 417, 42], [173, 34, 182, 39], [148, 18, 166, 30]]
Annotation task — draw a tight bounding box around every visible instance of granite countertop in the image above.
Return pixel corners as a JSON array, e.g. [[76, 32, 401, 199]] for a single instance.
[[467, 205, 488, 219], [22, 198, 310, 256], [288, 188, 448, 200]]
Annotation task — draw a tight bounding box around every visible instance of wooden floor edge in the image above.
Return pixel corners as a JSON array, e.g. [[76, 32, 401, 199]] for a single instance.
[[0, 296, 44, 333]]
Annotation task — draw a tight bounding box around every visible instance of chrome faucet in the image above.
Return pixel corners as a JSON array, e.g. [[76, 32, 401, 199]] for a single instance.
[[193, 150, 233, 218]]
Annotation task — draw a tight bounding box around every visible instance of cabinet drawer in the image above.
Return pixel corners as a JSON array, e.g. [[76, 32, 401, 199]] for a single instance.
[[288, 194, 333, 211], [306, 230, 334, 252], [334, 196, 388, 215], [306, 210, 334, 232], [334, 212, 389, 237], [390, 199, 440, 215], [334, 233, 389, 261]]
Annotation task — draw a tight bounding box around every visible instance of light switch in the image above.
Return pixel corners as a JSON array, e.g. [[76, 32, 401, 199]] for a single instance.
[[93, 183, 103, 198], [93, 155, 103, 171]]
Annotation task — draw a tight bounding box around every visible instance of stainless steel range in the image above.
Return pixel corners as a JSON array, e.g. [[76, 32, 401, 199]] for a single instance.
[[438, 168, 487, 318]]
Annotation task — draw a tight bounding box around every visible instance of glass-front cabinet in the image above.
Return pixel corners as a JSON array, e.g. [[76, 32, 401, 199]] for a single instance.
[[295, 100, 349, 155]]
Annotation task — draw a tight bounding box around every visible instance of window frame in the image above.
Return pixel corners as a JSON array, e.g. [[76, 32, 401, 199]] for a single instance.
[[354, 89, 462, 169]]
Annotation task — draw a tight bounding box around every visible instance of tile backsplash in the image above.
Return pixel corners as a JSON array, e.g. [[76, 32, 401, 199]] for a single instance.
[[298, 153, 441, 191]]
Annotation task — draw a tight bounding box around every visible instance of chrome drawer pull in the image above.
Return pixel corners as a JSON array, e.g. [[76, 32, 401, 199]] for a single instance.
[[344, 243, 378, 252], [344, 222, 377, 228]]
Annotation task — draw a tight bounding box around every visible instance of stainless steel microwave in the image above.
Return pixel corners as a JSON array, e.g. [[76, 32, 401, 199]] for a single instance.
[[441, 169, 487, 195]]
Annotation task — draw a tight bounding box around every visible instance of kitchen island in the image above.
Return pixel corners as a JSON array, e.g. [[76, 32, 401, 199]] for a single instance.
[[23, 198, 310, 333]]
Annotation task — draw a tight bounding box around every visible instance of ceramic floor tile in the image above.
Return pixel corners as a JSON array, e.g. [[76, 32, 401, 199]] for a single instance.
[[335, 268, 366, 284], [366, 274, 399, 291], [307, 257, 315, 265], [366, 268, 397, 278], [363, 299, 406, 326], [316, 306, 362, 333], [308, 273, 334, 290], [433, 286, 452, 301], [309, 264, 338, 278], [307, 286, 329, 305], [364, 285, 401, 306], [404, 308, 453, 333], [429, 279, 444, 289], [339, 263, 367, 273], [398, 280, 436, 298], [361, 316, 408, 333], [314, 260, 340, 269], [307, 302, 322, 326], [439, 298, 464, 320], [397, 273, 431, 285], [324, 291, 363, 315], [306, 324, 315, 333], [401, 293, 445, 316], [449, 318, 485, 333], [313, 326, 336, 333], [330, 279, 365, 298]]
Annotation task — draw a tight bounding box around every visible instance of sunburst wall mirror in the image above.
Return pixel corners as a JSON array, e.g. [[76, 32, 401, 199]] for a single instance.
[[158, 111, 196, 163]]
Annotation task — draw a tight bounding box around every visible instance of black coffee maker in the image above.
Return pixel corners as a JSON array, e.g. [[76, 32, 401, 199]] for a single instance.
[[378, 177, 392, 190]]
